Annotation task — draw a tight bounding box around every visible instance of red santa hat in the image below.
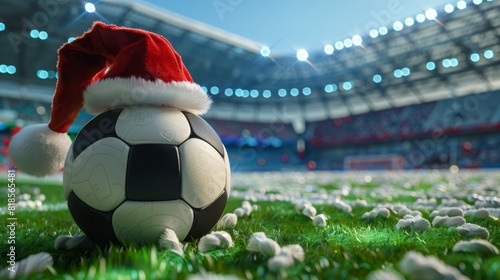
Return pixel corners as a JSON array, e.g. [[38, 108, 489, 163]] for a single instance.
[[8, 22, 211, 177]]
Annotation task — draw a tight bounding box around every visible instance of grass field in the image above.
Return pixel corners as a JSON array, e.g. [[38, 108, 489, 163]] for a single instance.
[[1, 170, 499, 279]]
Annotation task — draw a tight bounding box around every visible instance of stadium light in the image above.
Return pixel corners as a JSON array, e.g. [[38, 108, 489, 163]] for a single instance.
[[201, 86, 208, 93], [393, 21, 404, 31], [470, 53, 480, 62], [242, 90, 249, 98], [401, 67, 411, 76], [235, 88, 243, 97], [373, 74, 382, 83], [39, 31, 48, 40], [343, 38, 353, 48], [394, 69, 403, 78], [68, 37, 76, 43], [30, 29, 39, 39], [405, 17, 415, 27], [343, 81, 353, 91], [473, 0, 483, 4], [0, 22, 5, 32], [0, 65, 6, 73], [369, 29, 379, 38], [457, 1, 467, 10], [425, 9, 437, 20], [250, 89, 259, 98], [37, 70, 49, 79], [426, 61, 436, 70], [85, 2, 96, 13], [416, 14, 426, 23], [324, 84, 334, 93], [324, 44, 334, 55], [484, 50, 494, 59], [334, 41, 344, 50], [450, 58, 459, 67], [378, 26, 388, 36], [210, 86, 219, 95], [224, 88, 233, 97], [6, 65, 16, 74], [444, 4, 455, 13], [290, 88, 299, 97], [296, 49, 309, 61], [260, 46, 271, 57], [332, 84, 338, 92], [36, 106, 46, 115], [278, 89, 287, 97], [303, 87, 312, 96], [263, 90, 271, 98], [442, 59, 451, 68], [352, 35, 363, 46]]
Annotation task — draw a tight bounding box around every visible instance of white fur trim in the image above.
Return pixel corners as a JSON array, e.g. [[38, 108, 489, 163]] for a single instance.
[[8, 124, 71, 177], [83, 78, 212, 115]]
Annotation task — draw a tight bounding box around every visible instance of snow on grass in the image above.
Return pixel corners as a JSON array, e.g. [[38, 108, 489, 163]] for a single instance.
[[0, 252, 53, 279], [399, 251, 470, 280], [216, 213, 238, 230], [198, 231, 234, 253], [456, 223, 490, 239], [453, 239, 499, 256]]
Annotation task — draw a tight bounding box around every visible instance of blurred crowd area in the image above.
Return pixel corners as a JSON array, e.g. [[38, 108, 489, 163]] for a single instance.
[[1, 91, 499, 172]]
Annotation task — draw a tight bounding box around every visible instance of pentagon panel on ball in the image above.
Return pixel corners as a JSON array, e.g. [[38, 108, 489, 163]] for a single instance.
[[63, 106, 230, 247]]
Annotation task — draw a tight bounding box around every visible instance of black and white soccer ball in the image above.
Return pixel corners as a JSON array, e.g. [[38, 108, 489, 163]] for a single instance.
[[63, 106, 231, 247]]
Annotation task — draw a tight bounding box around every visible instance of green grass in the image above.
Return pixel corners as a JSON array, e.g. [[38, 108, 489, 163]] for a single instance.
[[1, 174, 499, 279]]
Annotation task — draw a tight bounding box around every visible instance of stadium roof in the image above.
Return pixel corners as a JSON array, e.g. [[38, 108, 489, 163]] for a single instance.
[[1, 0, 499, 129]]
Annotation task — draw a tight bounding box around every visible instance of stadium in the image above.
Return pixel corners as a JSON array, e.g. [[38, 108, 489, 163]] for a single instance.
[[0, 0, 499, 279]]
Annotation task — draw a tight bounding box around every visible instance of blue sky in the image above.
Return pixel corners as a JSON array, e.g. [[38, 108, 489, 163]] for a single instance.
[[145, 0, 454, 54]]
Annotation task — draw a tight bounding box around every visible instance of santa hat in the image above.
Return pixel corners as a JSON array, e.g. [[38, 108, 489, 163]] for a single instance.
[[8, 22, 211, 177]]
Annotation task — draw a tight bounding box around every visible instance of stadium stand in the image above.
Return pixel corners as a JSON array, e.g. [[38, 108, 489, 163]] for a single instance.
[[1, 0, 500, 171], [1, 90, 498, 171], [308, 91, 500, 147]]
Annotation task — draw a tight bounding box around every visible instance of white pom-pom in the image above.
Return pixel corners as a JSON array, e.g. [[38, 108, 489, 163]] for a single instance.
[[0, 252, 53, 279], [198, 231, 234, 253], [158, 228, 184, 256], [54, 235, 94, 250], [412, 217, 431, 231], [396, 218, 413, 229], [241, 201, 253, 215], [312, 214, 328, 227], [8, 124, 71, 177], [233, 208, 245, 217], [246, 232, 281, 257], [432, 216, 465, 227], [211, 231, 234, 248], [198, 234, 222, 253], [453, 240, 499, 256], [247, 232, 268, 253], [267, 255, 295, 271], [399, 251, 470, 280], [457, 223, 490, 239], [216, 213, 238, 229], [267, 244, 305, 271], [281, 244, 305, 262], [302, 205, 317, 218], [259, 239, 281, 257]]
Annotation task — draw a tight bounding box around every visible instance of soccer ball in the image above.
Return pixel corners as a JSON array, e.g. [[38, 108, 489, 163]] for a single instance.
[[63, 106, 231, 247]]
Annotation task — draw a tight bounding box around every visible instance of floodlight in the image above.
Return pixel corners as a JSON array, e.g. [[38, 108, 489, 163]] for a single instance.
[[296, 49, 308, 61], [85, 2, 96, 13]]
